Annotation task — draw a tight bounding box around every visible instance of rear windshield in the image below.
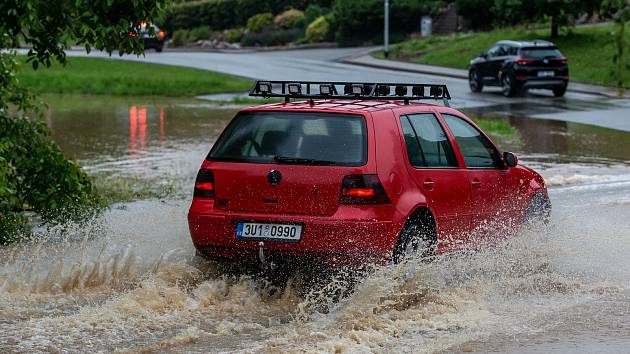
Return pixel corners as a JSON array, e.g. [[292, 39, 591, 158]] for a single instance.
[[208, 111, 367, 166], [520, 47, 562, 59]]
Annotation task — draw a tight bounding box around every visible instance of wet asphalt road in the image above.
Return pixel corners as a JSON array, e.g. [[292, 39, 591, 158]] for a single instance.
[[63, 47, 630, 132]]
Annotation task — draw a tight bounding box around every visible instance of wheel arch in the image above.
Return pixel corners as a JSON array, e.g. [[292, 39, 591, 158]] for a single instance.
[[399, 205, 438, 243]]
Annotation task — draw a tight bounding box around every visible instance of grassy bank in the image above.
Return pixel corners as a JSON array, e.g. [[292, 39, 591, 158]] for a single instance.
[[376, 23, 627, 87], [17, 56, 251, 96]]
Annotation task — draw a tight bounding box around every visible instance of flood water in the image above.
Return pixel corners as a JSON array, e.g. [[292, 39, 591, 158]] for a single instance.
[[2, 95, 630, 353]]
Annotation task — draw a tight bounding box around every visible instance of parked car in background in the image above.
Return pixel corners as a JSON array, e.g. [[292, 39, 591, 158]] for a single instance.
[[129, 22, 165, 52], [188, 80, 551, 269], [469, 40, 569, 97]]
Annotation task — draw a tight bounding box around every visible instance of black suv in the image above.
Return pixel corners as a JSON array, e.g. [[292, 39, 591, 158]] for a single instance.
[[469, 40, 569, 97]]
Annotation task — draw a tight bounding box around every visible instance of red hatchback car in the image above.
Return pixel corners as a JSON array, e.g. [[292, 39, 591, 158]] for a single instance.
[[188, 81, 550, 266]]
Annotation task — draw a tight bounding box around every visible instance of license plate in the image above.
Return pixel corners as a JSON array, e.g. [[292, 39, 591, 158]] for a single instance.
[[538, 70, 554, 77], [236, 222, 302, 241]]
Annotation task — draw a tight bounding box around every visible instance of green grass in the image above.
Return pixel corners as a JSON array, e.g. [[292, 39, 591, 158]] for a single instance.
[[16, 56, 252, 96], [473, 117, 517, 136], [467, 114, 521, 151], [376, 23, 628, 87], [92, 174, 177, 204]]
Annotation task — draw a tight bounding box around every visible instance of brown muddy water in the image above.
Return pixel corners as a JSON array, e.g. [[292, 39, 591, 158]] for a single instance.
[[2, 95, 630, 353]]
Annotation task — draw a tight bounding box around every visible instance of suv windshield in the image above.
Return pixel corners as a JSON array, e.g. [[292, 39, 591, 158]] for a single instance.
[[208, 111, 367, 166], [520, 47, 562, 59]]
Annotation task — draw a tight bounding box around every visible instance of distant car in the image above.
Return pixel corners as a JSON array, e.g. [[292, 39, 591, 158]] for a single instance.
[[129, 22, 165, 52], [187, 80, 551, 268], [469, 40, 569, 97]]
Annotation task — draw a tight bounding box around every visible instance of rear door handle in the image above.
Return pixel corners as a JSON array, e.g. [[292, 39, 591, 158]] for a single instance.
[[423, 179, 435, 190], [471, 179, 481, 189]]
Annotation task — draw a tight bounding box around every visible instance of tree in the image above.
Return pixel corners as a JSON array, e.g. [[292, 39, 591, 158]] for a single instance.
[[602, 0, 630, 96], [492, 0, 595, 37], [0, 0, 167, 242]]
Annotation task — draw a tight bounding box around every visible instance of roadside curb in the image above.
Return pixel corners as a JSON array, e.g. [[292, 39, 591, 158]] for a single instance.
[[342, 55, 629, 99], [161, 42, 338, 54]]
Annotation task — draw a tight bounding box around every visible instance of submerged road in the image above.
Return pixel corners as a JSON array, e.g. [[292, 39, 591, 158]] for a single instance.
[[65, 47, 630, 132]]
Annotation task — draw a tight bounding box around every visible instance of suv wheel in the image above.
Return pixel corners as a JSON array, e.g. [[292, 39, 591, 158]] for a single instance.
[[501, 73, 517, 97], [393, 214, 436, 263], [552, 85, 567, 97], [469, 69, 483, 92]]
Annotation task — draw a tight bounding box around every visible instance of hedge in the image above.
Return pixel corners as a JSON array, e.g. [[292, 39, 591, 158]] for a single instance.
[[164, 0, 332, 32], [331, 0, 446, 45]]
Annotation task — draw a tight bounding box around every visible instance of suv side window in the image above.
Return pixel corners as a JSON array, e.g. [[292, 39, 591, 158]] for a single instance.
[[400, 113, 457, 168], [441, 114, 503, 169], [487, 45, 501, 58], [508, 46, 518, 55]]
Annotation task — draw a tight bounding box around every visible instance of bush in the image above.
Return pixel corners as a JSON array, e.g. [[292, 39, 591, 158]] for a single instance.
[[304, 4, 326, 25], [172, 29, 191, 46], [247, 12, 274, 33], [274, 9, 305, 29], [306, 16, 330, 43], [189, 26, 212, 41], [225, 28, 245, 43], [163, 0, 333, 33], [0, 113, 101, 244], [241, 28, 302, 47]]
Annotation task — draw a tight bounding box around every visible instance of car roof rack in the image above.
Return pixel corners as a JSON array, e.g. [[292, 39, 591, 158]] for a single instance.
[[249, 80, 451, 107]]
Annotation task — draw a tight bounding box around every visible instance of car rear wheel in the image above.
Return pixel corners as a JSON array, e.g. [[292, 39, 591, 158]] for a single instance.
[[393, 211, 436, 263], [501, 73, 517, 97], [155, 45, 163, 53], [469, 69, 483, 92], [552, 85, 567, 97]]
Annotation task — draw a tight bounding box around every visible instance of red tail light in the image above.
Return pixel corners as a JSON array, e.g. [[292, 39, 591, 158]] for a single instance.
[[340, 175, 390, 205], [558, 56, 567, 63], [158, 31, 165, 40], [514, 58, 533, 64], [194, 169, 214, 198]]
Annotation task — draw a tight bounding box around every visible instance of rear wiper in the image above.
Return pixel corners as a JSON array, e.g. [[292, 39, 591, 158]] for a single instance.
[[274, 155, 337, 166]]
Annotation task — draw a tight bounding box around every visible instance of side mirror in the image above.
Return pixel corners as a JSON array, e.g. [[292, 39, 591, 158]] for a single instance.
[[503, 151, 518, 168]]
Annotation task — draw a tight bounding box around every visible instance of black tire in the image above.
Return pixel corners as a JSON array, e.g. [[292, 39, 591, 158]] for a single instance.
[[552, 85, 567, 97], [501, 72, 518, 97], [525, 191, 552, 225], [392, 211, 436, 263], [155, 45, 163, 53], [469, 69, 483, 93]]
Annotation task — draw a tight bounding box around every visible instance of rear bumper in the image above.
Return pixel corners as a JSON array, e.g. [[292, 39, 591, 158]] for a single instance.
[[188, 199, 404, 265], [143, 38, 164, 49], [520, 79, 567, 89]]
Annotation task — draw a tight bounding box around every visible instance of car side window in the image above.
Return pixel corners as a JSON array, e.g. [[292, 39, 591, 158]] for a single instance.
[[400, 113, 458, 168], [487, 45, 501, 57], [441, 114, 503, 169], [508, 46, 518, 55], [497, 45, 509, 56]]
